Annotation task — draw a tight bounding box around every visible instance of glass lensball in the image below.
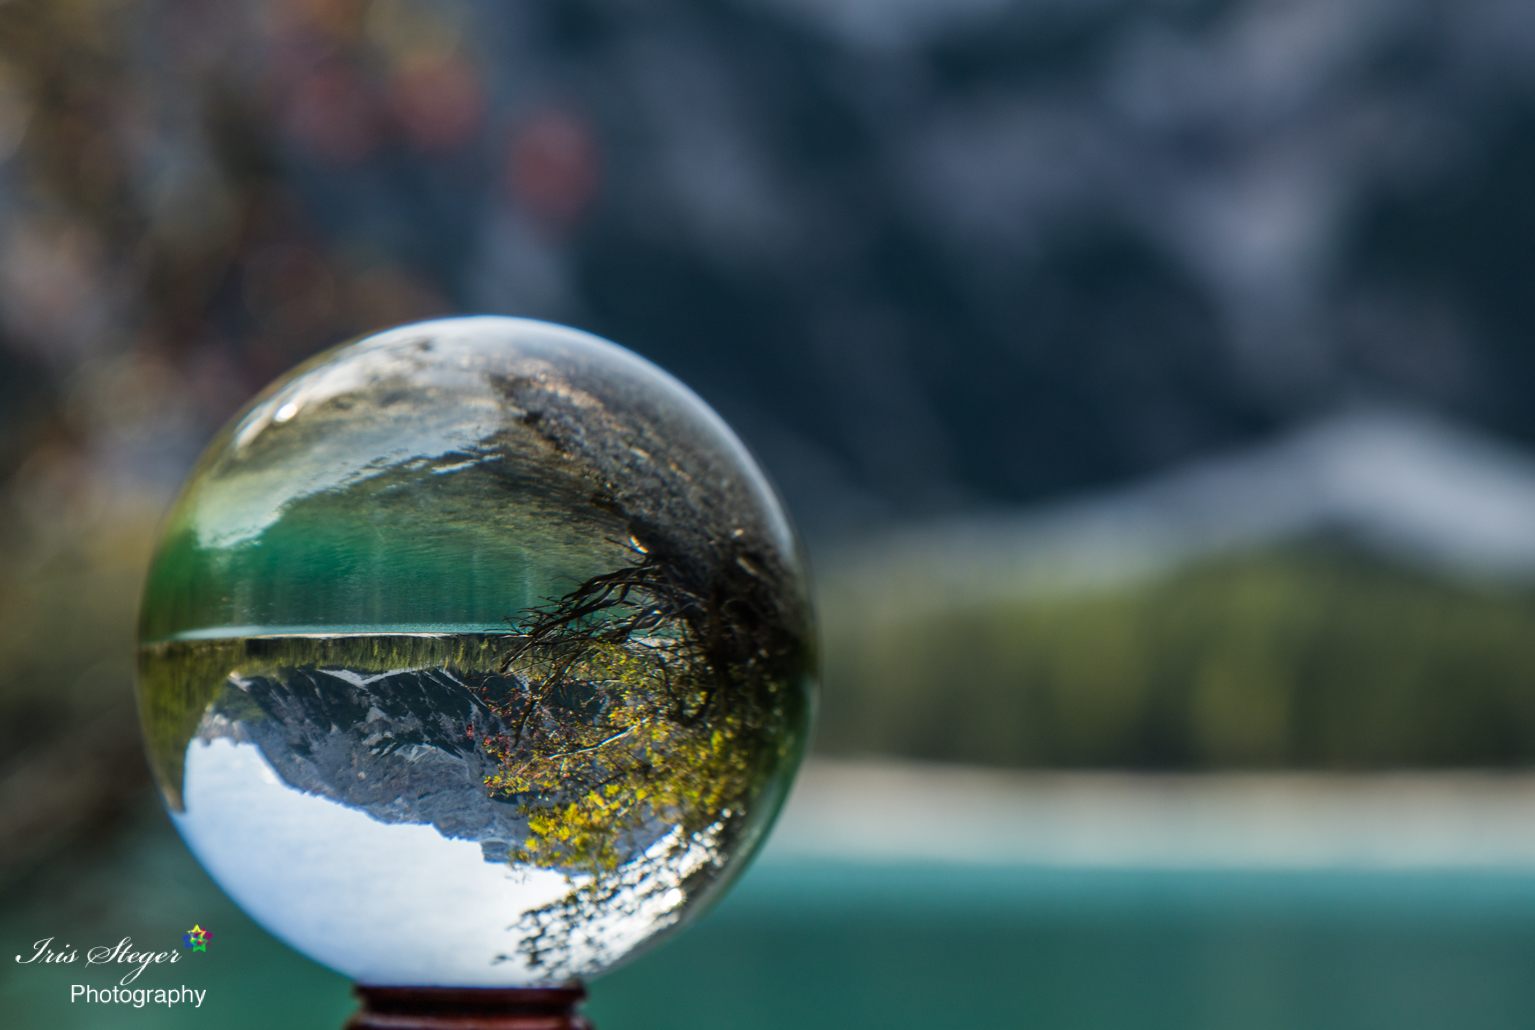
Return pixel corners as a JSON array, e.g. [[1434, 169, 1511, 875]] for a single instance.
[[135, 317, 815, 986]]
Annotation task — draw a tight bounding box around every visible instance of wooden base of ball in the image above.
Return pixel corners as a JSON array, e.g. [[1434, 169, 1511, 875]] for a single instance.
[[345, 985, 591, 1029]]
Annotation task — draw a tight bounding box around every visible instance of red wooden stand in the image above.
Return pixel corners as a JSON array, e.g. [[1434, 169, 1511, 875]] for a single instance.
[[345, 985, 591, 1030]]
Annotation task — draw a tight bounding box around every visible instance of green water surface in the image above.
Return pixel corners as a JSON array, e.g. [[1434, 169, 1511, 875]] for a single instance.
[[7, 800, 1535, 1030]]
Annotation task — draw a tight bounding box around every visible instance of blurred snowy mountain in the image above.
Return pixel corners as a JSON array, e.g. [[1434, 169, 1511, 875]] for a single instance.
[[824, 406, 1535, 607], [531, 0, 1535, 539], [491, 0, 1535, 540]]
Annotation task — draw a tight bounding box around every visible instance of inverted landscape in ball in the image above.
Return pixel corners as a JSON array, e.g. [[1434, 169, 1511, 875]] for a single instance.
[[136, 316, 815, 987]]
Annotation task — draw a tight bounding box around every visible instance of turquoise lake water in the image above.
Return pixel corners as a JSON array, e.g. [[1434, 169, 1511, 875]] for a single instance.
[[7, 800, 1535, 1030]]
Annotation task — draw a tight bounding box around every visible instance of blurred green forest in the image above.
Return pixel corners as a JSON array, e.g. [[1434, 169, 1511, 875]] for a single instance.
[[817, 545, 1535, 770], [0, 475, 156, 880], [20, 515, 1535, 802]]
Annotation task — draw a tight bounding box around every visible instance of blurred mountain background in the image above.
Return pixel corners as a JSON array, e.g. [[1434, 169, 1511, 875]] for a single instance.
[[9, 0, 1535, 884]]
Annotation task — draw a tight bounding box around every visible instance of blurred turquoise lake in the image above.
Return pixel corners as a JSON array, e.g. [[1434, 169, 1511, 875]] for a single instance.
[[7, 798, 1535, 1030]]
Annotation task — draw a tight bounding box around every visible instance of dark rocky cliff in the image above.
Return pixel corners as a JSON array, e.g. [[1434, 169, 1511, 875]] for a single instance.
[[204, 664, 531, 860]]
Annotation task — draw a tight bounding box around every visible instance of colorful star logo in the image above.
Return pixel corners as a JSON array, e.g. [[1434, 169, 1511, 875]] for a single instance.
[[182, 925, 211, 952]]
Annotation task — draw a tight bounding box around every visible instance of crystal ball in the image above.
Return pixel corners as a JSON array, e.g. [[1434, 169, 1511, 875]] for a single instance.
[[136, 317, 815, 986]]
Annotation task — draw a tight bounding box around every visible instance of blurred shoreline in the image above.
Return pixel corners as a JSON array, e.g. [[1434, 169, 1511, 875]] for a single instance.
[[771, 757, 1535, 869]]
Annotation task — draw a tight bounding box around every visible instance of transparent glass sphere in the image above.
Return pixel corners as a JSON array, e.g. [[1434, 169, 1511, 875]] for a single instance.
[[136, 317, 815, 986]]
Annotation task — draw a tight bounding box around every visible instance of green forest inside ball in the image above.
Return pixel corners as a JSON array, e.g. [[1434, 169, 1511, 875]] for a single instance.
[[135, 317, 815, 985]]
